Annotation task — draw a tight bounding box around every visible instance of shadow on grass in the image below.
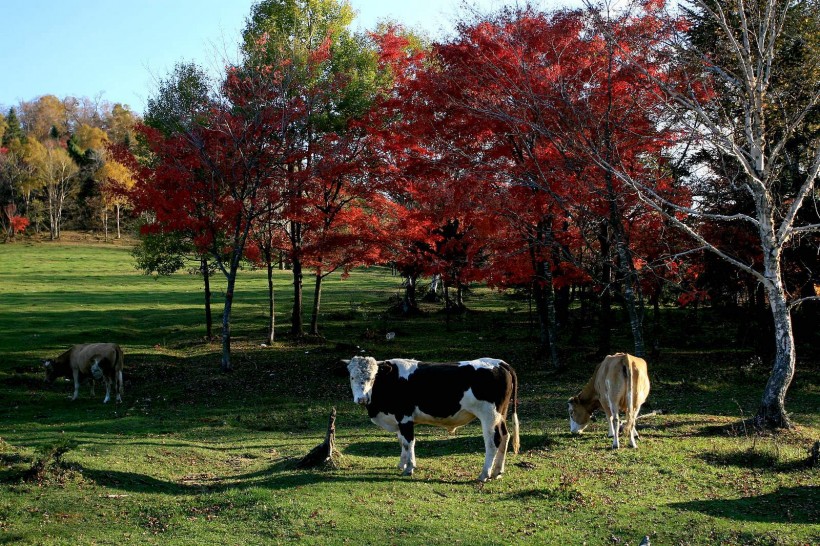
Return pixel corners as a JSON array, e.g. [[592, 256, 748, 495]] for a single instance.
[[76, 462, 459, 496], [344, 432, 559, 459], [669, 486, 818, 524], [698, 450, 809, 472], [504, 487, 584, 503], [344, 434, 514, 458]]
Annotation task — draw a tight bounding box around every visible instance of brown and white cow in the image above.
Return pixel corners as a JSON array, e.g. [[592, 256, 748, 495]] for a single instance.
[[568, 353, 649, 449], [346, 356, 519, 482], [43, 343, 124, 403]]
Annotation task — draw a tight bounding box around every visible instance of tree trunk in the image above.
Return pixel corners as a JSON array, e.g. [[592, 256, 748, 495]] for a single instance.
[[403, 273, 419, 314], [556, 284, 570, 329], [116, 204, 121, 239], [310, 272, 323, 336], [650, 287, 661, 360], [291, 253, 303, 336], [532, 267, 561, 370], [597, 220, 612, 357], [528, 223, 561, 370], [202, 257, 213, 342], [454, 285, 466, 311], [606, 180, 645, 357], [426, 274, 441, 301], [48, 196, 57, 240], [616, 250, 646, 358], [54, 191, 64, 240], [220, 261, 238, 372], [266, 253, 275, 345], [755, 277, 796, 429], [103, 208, 109, 241]]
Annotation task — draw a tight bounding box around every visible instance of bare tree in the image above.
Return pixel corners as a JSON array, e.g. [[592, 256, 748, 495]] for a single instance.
[[585, 0, 820, 428]]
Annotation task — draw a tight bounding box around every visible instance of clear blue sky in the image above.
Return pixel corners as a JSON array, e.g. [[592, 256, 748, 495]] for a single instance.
[[0, 0, 570, 115]]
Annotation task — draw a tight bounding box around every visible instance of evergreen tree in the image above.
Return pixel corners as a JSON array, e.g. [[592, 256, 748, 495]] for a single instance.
[[2, 108, 24, 147]]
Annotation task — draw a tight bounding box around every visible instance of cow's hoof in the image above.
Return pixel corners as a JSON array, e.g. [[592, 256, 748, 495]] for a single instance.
[[477, 474, 489, 483], [401, 468, 414, 477]]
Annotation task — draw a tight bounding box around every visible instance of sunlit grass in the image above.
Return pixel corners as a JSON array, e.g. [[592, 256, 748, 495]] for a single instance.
[[0, 239, 818, 545]]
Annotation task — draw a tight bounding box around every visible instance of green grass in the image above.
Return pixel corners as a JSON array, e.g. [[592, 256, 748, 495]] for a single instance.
[[0, 239, 818, 545]]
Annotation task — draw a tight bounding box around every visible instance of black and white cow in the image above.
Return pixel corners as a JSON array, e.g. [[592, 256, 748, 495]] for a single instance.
[[345, 355, 519, 482]]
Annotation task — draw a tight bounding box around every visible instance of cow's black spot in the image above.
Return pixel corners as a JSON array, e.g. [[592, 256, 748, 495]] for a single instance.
[[366, 361, 513, 421], [398, 421, 414, 444]]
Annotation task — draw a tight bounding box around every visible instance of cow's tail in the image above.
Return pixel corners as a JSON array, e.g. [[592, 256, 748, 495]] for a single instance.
[[623, 355, 635, 437], [503, 361, 520, 455], [116, 345, 124, 398]]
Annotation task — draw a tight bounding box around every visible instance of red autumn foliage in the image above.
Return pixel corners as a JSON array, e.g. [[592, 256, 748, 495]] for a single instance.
[[9, 215, 29, 235]]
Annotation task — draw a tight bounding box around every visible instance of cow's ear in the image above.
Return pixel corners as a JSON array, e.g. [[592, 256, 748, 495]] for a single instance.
[[341, 359, 350, 365]]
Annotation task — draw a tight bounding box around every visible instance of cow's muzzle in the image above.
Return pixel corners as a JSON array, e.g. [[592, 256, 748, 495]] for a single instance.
[[354, 395, 370, 405]]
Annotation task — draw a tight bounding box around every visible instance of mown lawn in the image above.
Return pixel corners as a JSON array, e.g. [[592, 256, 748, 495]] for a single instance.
[[0, 239, 818, 545]]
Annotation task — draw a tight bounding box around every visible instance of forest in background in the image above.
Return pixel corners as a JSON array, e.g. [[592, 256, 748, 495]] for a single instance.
[[0, 96, 138, 240]]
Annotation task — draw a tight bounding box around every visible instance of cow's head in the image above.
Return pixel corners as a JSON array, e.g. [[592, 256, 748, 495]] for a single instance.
[[568, 397, 591, 434], [345, 356, 379, 405], [43, 359, 57, 383]]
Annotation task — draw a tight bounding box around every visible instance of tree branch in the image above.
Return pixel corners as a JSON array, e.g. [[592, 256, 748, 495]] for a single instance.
[[789, 296, 820, 310]]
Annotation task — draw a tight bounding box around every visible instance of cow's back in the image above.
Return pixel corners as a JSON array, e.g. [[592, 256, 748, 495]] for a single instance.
[[628, 354, 650, 406], [369, 360, 514, 422], [593, 353, 650, 411], [70, 343, 121, 375]]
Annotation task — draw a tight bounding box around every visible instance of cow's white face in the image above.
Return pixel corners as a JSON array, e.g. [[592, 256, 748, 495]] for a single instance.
[[43, 360, 56, 383], [346, 356, 379, 405], [568, 399, 590, 434]]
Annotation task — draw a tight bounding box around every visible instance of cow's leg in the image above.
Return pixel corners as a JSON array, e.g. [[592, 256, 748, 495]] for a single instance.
[[605, 395, 620, 449], [478, 418, 499, 482], [628, 403, 644, 448], [103, 375, 112, 403], [489, 417, 510, 479], [396, 432, 408, 471], [398, 420, 416, 476], [116, 370, 123, 403], [71, 368, 80, 400]]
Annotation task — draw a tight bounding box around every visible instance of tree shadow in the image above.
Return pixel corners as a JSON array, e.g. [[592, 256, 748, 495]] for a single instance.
[[698, 450, 808, 473], [77, 460, 460, 495], [669, 486, 818, 524], [343, 436, 483, 458], [504, 487, 584, 503], [343, 430, 558, 459]]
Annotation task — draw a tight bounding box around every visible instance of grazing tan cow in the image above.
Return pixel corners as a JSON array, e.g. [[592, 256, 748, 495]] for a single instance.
[[568, 353, 649, 449], [43, 343, 124, 403]]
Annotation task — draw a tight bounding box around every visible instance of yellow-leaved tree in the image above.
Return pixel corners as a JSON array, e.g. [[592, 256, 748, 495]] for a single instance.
[[97, 158, 135, 239], [27, 139, 79, 240]]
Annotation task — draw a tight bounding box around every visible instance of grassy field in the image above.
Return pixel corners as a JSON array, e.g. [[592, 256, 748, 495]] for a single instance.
[[0, 239, 818, 545]]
